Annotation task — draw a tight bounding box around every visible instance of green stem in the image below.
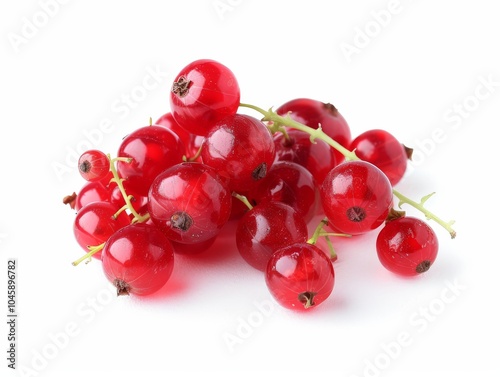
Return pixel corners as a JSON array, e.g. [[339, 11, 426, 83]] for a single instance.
[[241, 103, 357, 161], [108, 155, 149, 223], [393, 191, 456, 239], [72, 243, 104, 266], [307, 218, 329, 245], [240, 103, 457, 239], [232, 192, 254, 210]]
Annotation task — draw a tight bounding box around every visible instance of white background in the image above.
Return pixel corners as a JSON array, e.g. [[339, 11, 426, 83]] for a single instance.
[[2, 1, 500, 376]]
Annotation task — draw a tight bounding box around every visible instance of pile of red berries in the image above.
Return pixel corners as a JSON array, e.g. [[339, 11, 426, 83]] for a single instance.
[[65, 59, 456, 311]]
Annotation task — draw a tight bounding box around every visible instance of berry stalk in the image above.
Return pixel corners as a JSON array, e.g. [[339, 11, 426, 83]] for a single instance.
[[108, 155, 150, 223], [240, 103, 457, 239]]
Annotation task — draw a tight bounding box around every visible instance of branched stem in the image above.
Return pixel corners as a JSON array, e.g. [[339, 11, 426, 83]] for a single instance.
[[108, 155, 149, 223], [307, 218, 349, 260], [240, 103, 457, 239]]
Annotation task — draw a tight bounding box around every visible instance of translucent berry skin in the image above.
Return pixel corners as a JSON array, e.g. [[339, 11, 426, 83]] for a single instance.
[[276, 98, 351, 165], [75, 181, 112, 211], [350, 129, 407, 186], [201, 114, 276, 192], [376, 217, 439, 276], [236, 202, 309, 272], [73, 201, 131, 259], [265, 243, 335, 311], [117, 125, 186, 197], [101, 223, 175, 296], [78, 150, 110, 182], [320, 160, 393, 235], [170, 59, 240, 136], [156, 112, 203, 161], [253, 161, 318, 223], [274, 129, 337, 185], [170, 236, 217, 255], [148, 162, 232, 244]]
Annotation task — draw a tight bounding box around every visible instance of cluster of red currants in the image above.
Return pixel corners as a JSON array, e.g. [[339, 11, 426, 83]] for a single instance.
[[66, 59, 455, 311]]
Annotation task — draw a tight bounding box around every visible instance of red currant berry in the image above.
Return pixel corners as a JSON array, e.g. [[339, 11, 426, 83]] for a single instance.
[[170, 236, 217, 255], [253, 161, 318, 223], [236, 202, 309, 272], [117, 125, 186, 197], [376, 216, 439, 276], [273, 129, 337, 185], [73, 201, 131, 259], [350, 129, 408, 186], [170, 59, 240, 136], [74, 181, 112, 211], [148, 162, 232, 244], [201, 114, 276, 192], [156, 112, 203, 161], [320, 160, 393, 235], [266, 243, 335, 310], [78, 150, 110, 182], [276, 98, 351, 165], [101, 223, 175, 296]]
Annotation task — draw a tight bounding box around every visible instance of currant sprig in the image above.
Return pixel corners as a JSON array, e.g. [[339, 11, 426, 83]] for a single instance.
[[72, 155, 151, 266], [239, 103, 457, 239], [107, 155, 150, 224], [307, 217, 352, 259]]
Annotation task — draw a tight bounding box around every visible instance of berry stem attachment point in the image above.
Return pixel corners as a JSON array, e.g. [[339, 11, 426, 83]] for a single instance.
[[239, 103, 457, 239]]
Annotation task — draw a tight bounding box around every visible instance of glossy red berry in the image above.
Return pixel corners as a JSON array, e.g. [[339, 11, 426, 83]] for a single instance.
[[156, 112, 203, 161], [276, 98, 351, 165], [73, 201, 131, 259], [170, 59, 240, 136], [252, 161, 318, 223], [266, 243, 335, 311], [201, 114, 275, 192], [74, 181, 113, 211], [148, 162, 232, 244], [350, 129, 408, 186], [101, 223, 175, 296], [78, 150, 110, 182], [117, 125, 186, 197], [274, 129, 337, 185], [236, 202, 309, 272], [376, 216, 439, 276], [320, 160, 393, 235]]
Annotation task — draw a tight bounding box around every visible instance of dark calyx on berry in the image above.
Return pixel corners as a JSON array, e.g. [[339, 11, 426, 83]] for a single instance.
[[79, 160, 92, 174], [346, 206, 366, 222], [114, 279, 131, 296], [323, 102, 338, 116], [298, 291, 317, 309], [170, 211, 194, 231], [252, 163, 268, 181], [172, 76, 191, 97], [416, 260, 432, 274]]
